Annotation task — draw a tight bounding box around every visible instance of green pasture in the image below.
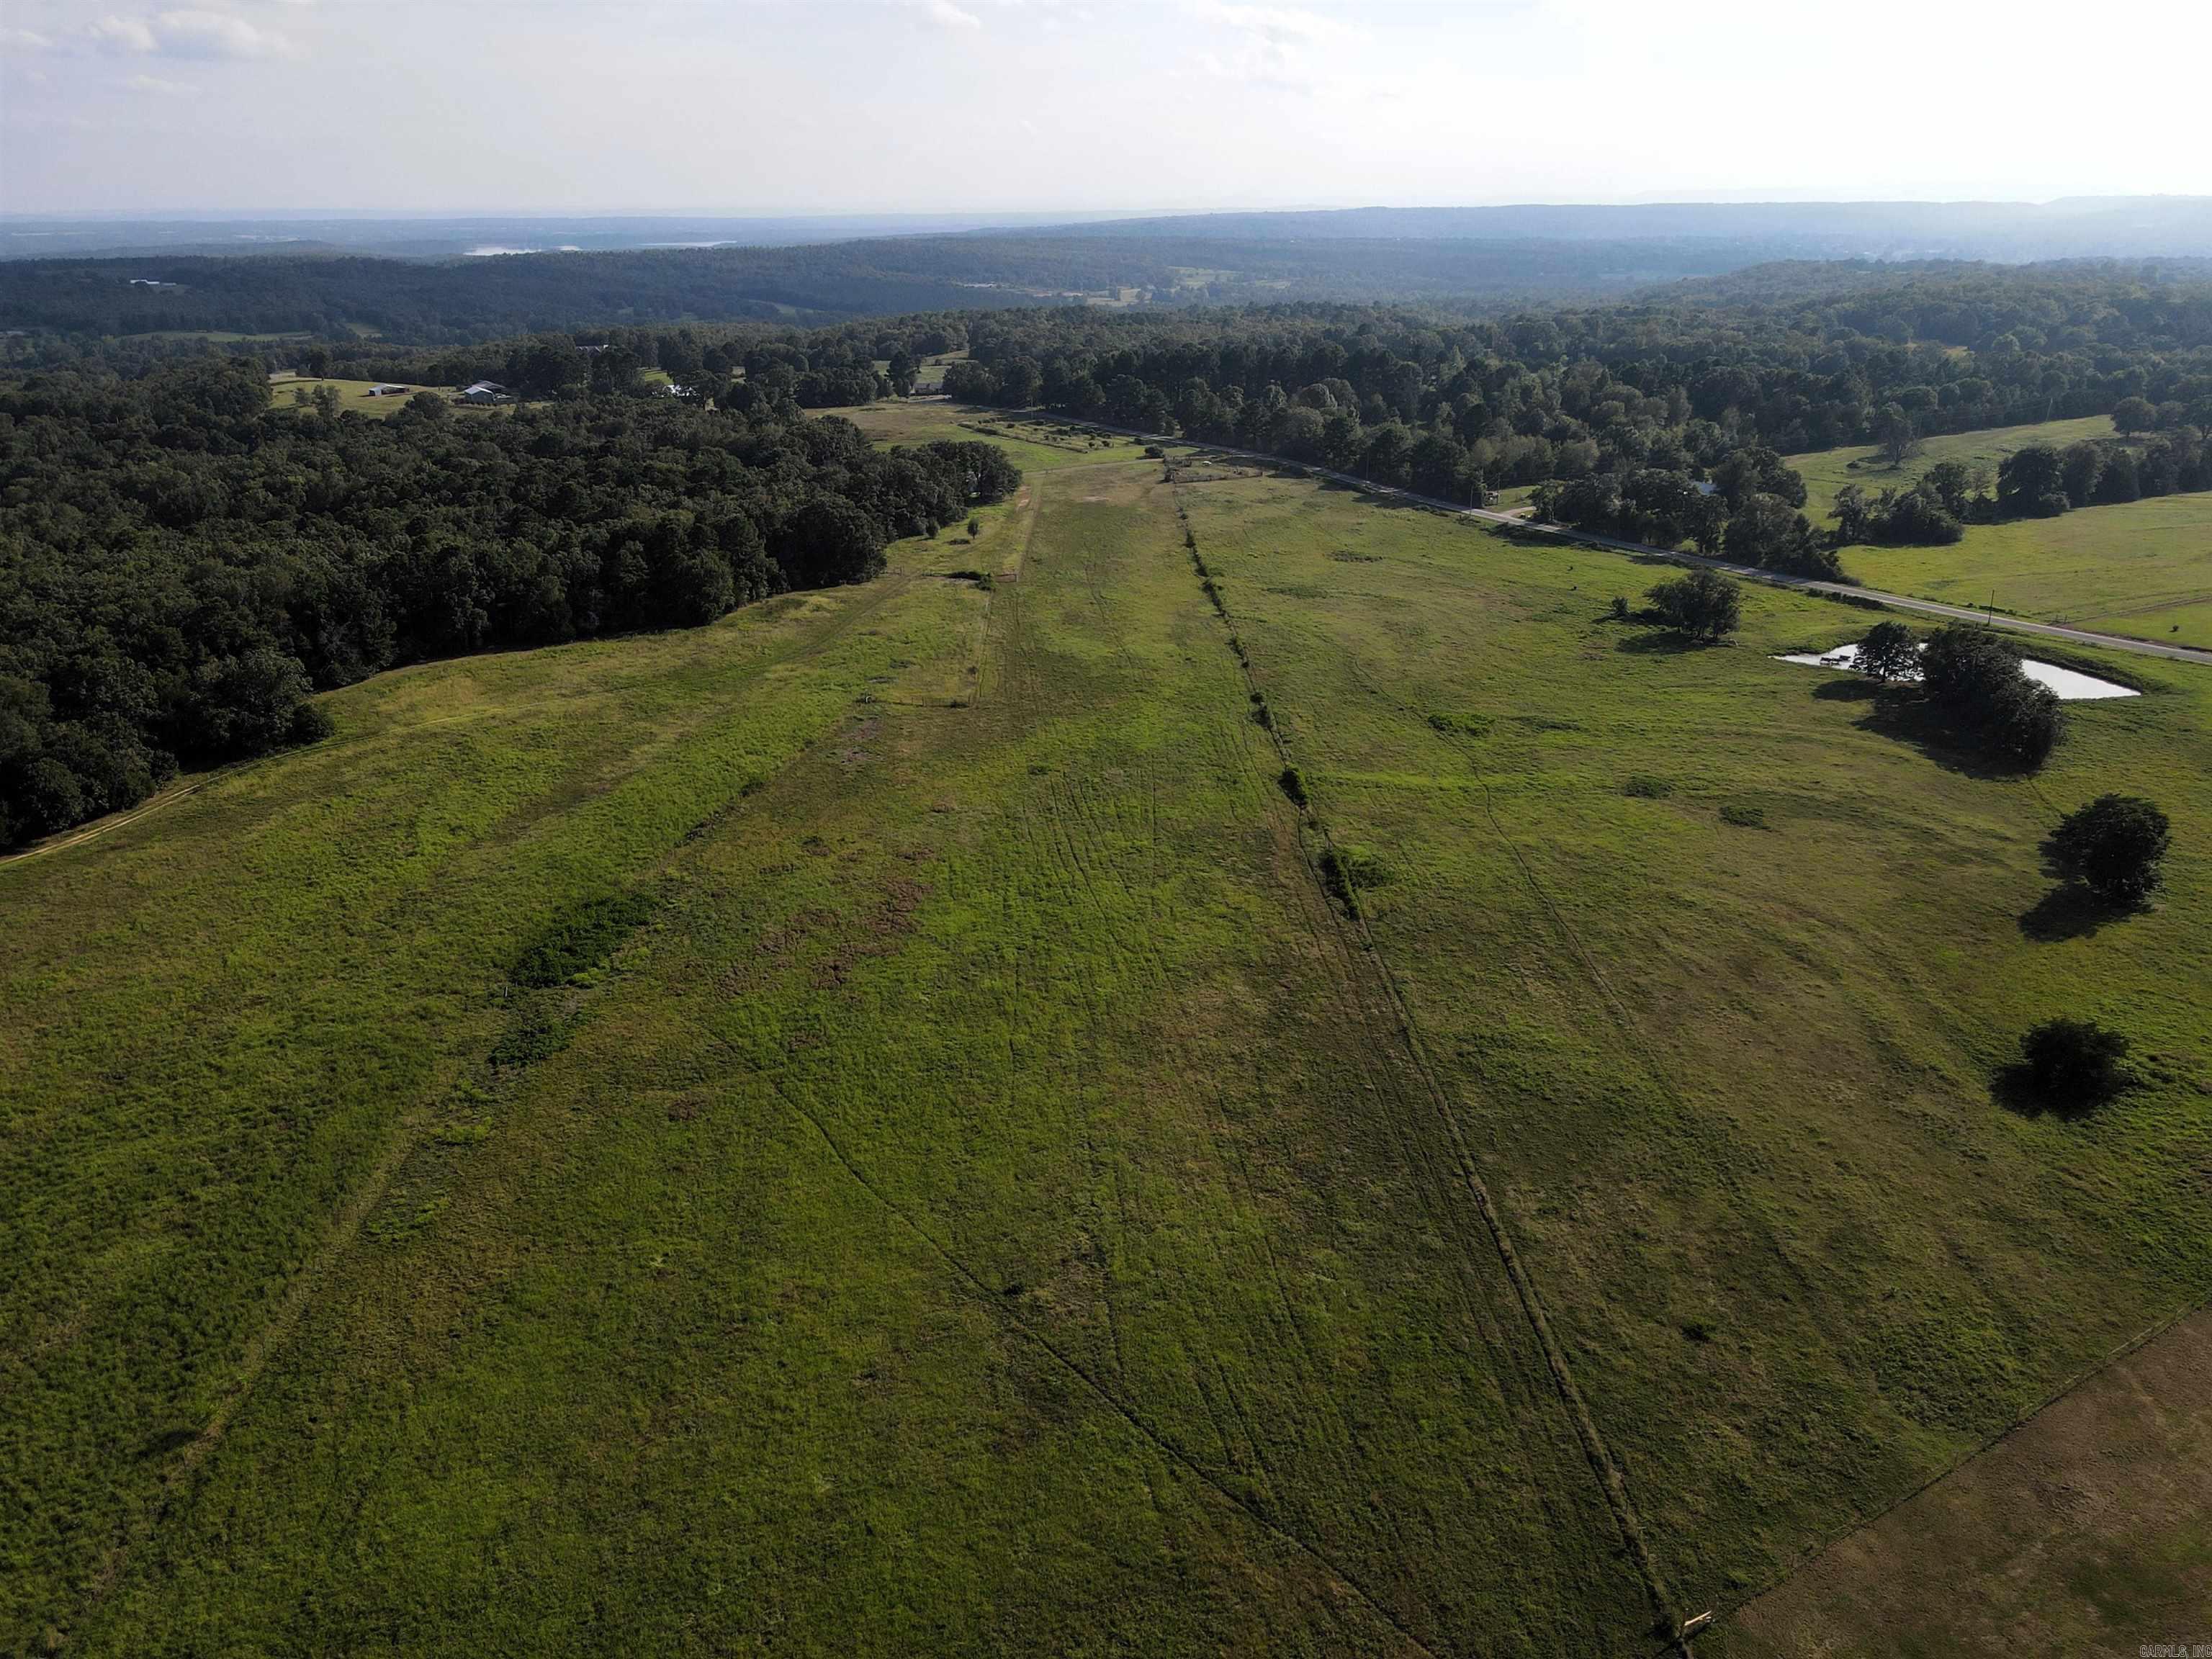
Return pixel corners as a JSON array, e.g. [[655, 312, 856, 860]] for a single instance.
[[1791, 415, 2119, 523], [264, 373, 436, 417], [835, 399, 1146, 476], [6, 421, 2208, 1655], [1784, 417, 2212, 646], [4, 457, 1639, 1655], [1843, 490, 2212, 646], [1179, 469, 2212, 1624]]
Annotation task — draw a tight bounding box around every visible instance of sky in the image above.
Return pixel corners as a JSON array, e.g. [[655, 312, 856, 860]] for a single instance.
[[4, 0, 2210, 216]]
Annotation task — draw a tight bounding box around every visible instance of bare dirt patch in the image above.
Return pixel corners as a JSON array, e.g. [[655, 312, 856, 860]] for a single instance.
[[1717, 1305, 2212, 1658]]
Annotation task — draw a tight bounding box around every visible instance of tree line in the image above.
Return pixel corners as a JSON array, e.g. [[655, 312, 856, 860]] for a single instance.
[[932, 264, 2212, 577], [0, 358, 1019, 846], [1832, 427, 2212, 549]]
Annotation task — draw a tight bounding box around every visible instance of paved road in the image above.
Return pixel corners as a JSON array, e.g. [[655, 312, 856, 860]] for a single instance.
[[1053, 415, 2212, 669]]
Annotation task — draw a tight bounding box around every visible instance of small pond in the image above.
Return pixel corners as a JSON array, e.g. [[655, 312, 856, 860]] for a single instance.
[[1774, 642, 2139, 701]]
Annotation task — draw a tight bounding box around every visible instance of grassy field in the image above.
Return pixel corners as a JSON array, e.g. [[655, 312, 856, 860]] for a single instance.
[[6, 407, 2208, 1653], [837, 395, 1139, 476], [1717, 1305, 2212, 1658], [1790, 416, 2119, 524], [4, 433, 1645, 1655], [264, 372, 435, 417], [1176, 465, 2212, 1632], [1843, 492, 2212, 647], [1786, 417, 2212, 648]]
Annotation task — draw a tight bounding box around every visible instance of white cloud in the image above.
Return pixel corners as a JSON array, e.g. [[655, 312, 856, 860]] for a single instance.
[[124, 71, 197, 94], [1202, 4, 1357, 46], [89, 9, 297, 60], [1184, 1, 1362, 92], [9, 0, 2212, 216], [88, 15, 161, 52]]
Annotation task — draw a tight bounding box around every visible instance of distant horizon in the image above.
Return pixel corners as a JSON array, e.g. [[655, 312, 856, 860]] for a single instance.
[[7, 0, 2207, 217], [11, 193, 2212, 225]]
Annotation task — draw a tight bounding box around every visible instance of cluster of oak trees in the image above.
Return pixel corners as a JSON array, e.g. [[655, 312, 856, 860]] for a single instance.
[[0, 357, 1018, 845]]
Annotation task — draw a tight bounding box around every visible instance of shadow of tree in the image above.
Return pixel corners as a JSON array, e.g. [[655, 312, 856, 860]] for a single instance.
[[2018, 830, 2151, 940], [1616, 629, 1718, 655], [2018, 881, 2145, 942], [1811, 677, 1881, 703], [1848, 692, 2041, 780], [1990, 1061, 2125, 1120]]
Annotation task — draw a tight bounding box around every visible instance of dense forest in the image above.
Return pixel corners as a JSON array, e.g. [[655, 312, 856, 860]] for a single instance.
[[941, 264, 2212, 572], [0, 233, 1813, 347], [0, 359, 1018, 846], [12, 257, 2212, 844]]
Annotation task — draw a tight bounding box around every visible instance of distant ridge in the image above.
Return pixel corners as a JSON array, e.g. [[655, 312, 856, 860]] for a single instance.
[[11, 199, 2212, 266], [1000, 199, 2212, 261]]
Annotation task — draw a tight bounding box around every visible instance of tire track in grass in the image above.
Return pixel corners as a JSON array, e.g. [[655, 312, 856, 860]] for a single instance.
[[1465, 775, 1817, 1308], [995, 467, 1452, 1637], [63, 1097, 438, 1635], [1036, 495, 1386, 1544], [1190, 477, 1618, 1632], [1167, 469, 1687, 1645], [0, 777, 216, 867], [749, 1065, 1444, 1659], [1136, 485, 1437, 1576]]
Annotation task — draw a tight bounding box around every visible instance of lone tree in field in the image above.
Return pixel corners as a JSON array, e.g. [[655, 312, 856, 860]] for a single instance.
[[1646, 567, 1741, 641], [1876, 403, 1919, 467], [1997, 444, 2069, 518], [1856, 621, 1919, 683], [2049, 794, 2171, 905], [2110, 395, 2158, 435], [2020, 1017, 2131, 1110]]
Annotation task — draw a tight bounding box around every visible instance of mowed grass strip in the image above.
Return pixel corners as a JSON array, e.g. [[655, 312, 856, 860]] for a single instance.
[[1177, 472, 2212, 1617], [37, 459, 1648, 1654]]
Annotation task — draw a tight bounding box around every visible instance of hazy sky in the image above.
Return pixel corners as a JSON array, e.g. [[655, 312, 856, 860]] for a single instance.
[[4, 0, 2208, 215]]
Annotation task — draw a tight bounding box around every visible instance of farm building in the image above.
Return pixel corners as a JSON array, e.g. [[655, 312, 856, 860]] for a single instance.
[[363, 384, 412, 397], [460, 381, 511, 405]]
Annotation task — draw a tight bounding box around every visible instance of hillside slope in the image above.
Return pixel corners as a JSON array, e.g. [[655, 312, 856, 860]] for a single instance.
[[6, 410, 2208, 1653]]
